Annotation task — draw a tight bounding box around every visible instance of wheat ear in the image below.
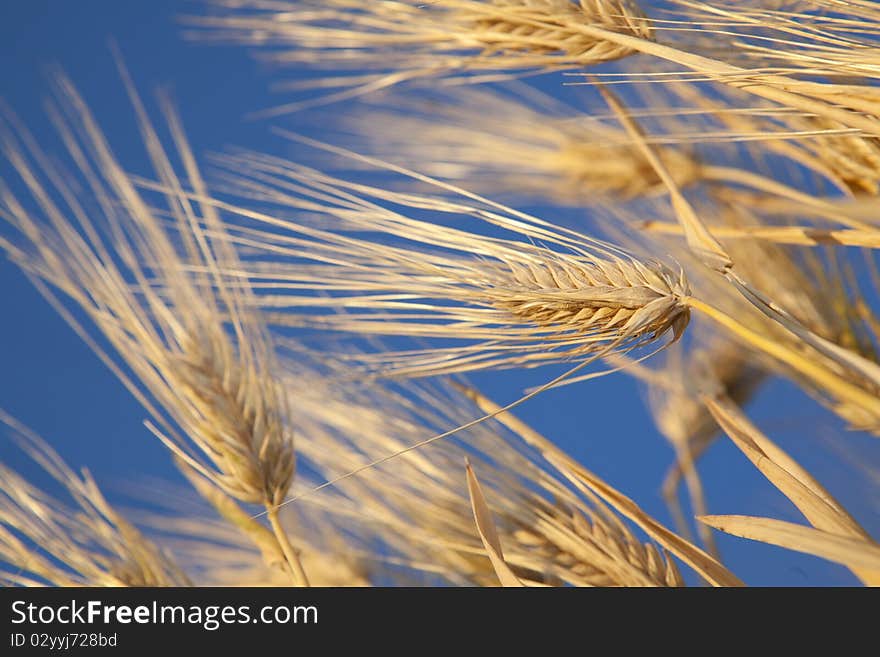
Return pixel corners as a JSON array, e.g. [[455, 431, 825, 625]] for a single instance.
[[0, 74, 306, 584], [187, 0, 654, 114]]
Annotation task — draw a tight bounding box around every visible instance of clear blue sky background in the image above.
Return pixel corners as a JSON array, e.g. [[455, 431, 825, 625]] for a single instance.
[[1, 0, 878, 586]]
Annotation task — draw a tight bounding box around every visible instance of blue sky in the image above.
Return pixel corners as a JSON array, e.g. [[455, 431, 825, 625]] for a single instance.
[[1, 0, 877, 586]]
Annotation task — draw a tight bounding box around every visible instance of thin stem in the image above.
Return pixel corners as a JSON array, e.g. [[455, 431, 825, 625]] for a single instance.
[[266, 506, 311, 587], [177, 463, 304, 583]]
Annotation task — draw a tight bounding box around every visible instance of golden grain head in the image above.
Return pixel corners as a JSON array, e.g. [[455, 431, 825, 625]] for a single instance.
[[190, 0, 654, 83], [493, 252, 691, 338], [555, 138, 701, 198], [172, 334, 295, 506], [207, 149, 691, 378], [508, 498, 684, 586], [456, 0, 654, 60], [807, 120, 880, 195], [0, 78, 296, 509]]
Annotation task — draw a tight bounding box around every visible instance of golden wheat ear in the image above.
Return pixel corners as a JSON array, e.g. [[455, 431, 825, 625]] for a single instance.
[[0, 69, 308, 585], [456, 385, 742, 587], [184, 0, 654, 115], [190, 0, 880, 137], [198, 136, 692, 381]]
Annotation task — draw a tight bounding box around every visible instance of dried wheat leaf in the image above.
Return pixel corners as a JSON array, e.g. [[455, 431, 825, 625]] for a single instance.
[[699, 515, 880, 574], [466, 462, 524, 587], [704, 396, 864, 532], [702, 396, 879, 585]]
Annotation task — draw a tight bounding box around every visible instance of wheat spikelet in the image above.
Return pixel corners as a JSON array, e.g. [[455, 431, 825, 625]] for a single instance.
[[501, 495, 685, 586], [204, 147, 691, 378], [186, 0, 653, 113], [0, 413, 189, 587], [168, 333, 294, 507], [192, 0, 653, 70]]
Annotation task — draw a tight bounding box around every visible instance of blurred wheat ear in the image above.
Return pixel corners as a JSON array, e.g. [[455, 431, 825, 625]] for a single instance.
[[338, 87, 703, 203], [185, 0, 654, 114], [0, 72, 307, 585], [0, 411, 189, 587]]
